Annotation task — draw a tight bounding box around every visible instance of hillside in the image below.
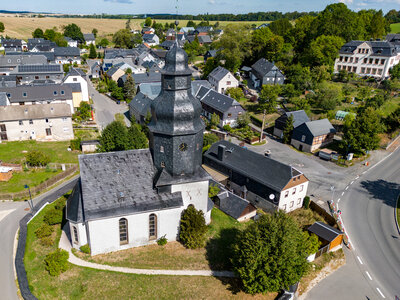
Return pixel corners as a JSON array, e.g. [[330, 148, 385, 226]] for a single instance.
[[390, 22, 400, 34]]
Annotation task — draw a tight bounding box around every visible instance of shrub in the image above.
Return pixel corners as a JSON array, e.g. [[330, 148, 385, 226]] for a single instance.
[[54, 198, 66, 211], [303, 196, 310, 209], [70, 137, 82, 151], [35, 224, 53, 239], [157, 235, 168, 246], [43, 208, 63, 225], [179, 205, 207, 249], [80, 244, 91, 254], [44, 249, 69, 276], [26, 150, 50, 167], [223, 124, 232, 132], [40, 236, 54, 247]]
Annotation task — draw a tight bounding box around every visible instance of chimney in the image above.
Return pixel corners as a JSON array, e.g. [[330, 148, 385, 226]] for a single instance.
[[217, 145, 226, 161]]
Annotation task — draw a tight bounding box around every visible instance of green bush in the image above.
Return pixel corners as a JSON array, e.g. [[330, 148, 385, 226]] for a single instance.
[[35, 223, 53, 239], [26, 150, 50, 167], [157, 235, 168, 246], [250, 115, 262, 127], [179, 205, 207, 249], [40, 236, 54, 247], [43, 209, 63, 225], [303, 196, 310, 209], [80, 244, 91, 254], [223, 124, 232, 132], [70, 137, 82, 151], [44, 249, 69, 276], [53, 198, 66, 211]]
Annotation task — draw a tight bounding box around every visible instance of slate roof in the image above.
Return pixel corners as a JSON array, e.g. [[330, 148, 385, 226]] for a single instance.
[[54, 47, 80, 57], [130, 72, 162, 85], [2, 39, 23, 48], [386, 34, 400, 45], [143, 34, 158, 42], [217, 188, 255, 220], [308, 221, 343, 242], [339, 40, 399, 56], [129, 92, 152, 117], [198, 35, 212, 44], [196, 87, 243, 114], [195, 26, 213, 33], [151, 49, 168, 60], [251, 58, 282, 78], [67, 150, 184, 222], [83, 33, 95, 41], [292, 119, 336, 145], [0, 84, 73, 103], [138, 82, 162, 99], [191, 80, 212, 95], [5, 51, 56, 62], [180, 27, 195, 33], [104, 48, 139, 59], [204, 140, 302, 192], [0, 55, 48, 67], [67, 67, 86, 77], [0, 75, 17, 87], [208, 66, 230, 82], [274, 110, 310, 130], [205, 50, 217, 58], [64, 82, 82, 92], [0, 103, 71, 121], [0, 92, 9, 106]]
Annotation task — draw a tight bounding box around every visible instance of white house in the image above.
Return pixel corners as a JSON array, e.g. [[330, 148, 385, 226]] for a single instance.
[[65, 37, 78, 48], [63, 68, 89, 102], [54, 47, 81, 65], [208, 66, 239, 94], [0, 103, 74, 142], [83, 34, 96, 46], [143, 34, 160, 46], [66, 42, 212, 256], [334, 40, 400, 79]]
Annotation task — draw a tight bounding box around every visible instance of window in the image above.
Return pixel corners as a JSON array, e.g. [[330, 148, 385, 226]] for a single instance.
[[35, 76, 39, 80], [149, 214, 157, 240], [301, 135, 306, 142], [63, 127, 69, 132], [29, 119, 33, 125], [355, 58, 359, 63], [61, 90, 65, 95], [290, 201, 294, 208], [7, 93, 11, 98], [119, 218, 128, 245], [300, 185, 304, 192], [23, 92, 27, 97], [19, 120, 23, 126], [160, 145, 164, 153], [46, 128, 52, 136], [297, 198, 302, 205], [73, 78, 77, 82], [284, 191, 289, 198], [53, 91, 58, 95], [46, 75, 50, 79], [228, 113, 232, 117], [73, 226, 79, 244], [62, 117, 67, 122], [292, 188, 296, 195], [363, 58, 367, 64], [161, 161, 165, 168], [226, 81, 231, 85], [282, 204, 287, 211], [45, 118, 49, 123]]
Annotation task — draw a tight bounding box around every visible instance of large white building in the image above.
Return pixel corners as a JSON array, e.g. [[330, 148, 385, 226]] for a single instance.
[[66, 43, 212, 255], [334, 40, 400, 79]]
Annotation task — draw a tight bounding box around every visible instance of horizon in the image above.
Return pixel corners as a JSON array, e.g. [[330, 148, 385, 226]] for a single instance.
[[0, 0, 398, 16]]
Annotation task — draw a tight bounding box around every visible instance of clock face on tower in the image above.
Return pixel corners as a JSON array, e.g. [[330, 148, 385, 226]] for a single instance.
[[179, 143, 188, 152]]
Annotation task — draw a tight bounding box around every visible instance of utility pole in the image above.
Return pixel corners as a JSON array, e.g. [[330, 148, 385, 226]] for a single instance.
[[260, 109, 266, 143]]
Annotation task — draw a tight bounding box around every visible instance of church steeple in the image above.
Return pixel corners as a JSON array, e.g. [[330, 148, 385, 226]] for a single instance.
[[148, 41, 205, 180]]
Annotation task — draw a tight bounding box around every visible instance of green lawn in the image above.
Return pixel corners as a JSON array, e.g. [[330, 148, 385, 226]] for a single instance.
[[390, 23, 400, 33], [0, 169, 61, 194], [0, 141, 78, 164], [378, 96, 400, 117], [25, 198, 275, 299], [73, 128, 99, 141]]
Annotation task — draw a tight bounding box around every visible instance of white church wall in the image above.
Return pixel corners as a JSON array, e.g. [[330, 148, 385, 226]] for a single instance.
[[87, 207, 182, 255], [69, 221, 87, 249], [171, 180, 211, 224]]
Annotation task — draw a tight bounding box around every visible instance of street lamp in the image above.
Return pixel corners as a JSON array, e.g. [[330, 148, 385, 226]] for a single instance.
[[330, 185, 335, 203], [24, 184, 34, 214]]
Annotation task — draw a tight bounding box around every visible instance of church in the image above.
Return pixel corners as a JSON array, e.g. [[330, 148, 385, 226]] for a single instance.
[[66, 42, 213, 255]]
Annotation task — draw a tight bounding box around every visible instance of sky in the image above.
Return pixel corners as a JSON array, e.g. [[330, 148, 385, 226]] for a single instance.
[[1, 0, 399, 15]]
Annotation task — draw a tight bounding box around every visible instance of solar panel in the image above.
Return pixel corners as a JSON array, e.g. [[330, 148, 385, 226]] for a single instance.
[[18, 64, 61, 73]]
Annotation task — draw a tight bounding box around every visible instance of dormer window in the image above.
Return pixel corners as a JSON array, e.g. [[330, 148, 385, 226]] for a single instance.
[[23, 92, 27, 97], [54, 91, 58, 95], [61, 90, 65, 95]]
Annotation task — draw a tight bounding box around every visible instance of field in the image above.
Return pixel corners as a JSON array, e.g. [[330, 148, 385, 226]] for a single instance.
[[390, 23, 400, 34], [0, 15, 267, 40]]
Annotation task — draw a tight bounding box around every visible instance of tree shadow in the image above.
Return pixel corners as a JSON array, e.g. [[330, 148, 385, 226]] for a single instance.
[[359, 179, 400, 208]]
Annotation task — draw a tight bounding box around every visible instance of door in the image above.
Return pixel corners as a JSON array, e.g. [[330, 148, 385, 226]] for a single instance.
[[299, 145, 303, 151], [0, 124, 7, 141]]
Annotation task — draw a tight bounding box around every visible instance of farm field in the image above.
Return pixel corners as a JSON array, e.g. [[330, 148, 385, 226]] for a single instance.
[[390, 22, 400, 33], [0, 15, 267, 40]]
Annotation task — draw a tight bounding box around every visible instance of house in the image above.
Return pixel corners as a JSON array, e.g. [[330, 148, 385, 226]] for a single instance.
[[193, 26, 213, 35], [11, 64, 64, 85], [204, 50, 217, 61], [106, 65, 126, 82], [102, 57, 137, 72], [142, 34, 160, 46], [66, 43, 212, 255], [119, 72, 162, 88], [203, 140, 309, 213], [250, 58, 285, 88], [27, 38, 56, 52], [187, 35, 212, 45], [0, 103, 74, 141], [104, 48, 138, 60], [151, 49, 168, 61], [160, 40, 185, 50], [166, 28, 176, 37], [2, 39, 27, 52], [63, 67, 89, 102], [5, 51, 56, 64], [180, 27, 195, 34], [386, 33, 400, 45], [90, 62, 101, 78], [191, 80, 212, 95], [256, 23, 270, 30], [83, 34, 96, 46], [64, 37, 78, 48], [334, 40, 400, 79], [208, 66, 239, 94], [307, 222, 343, 262], [141, 27, 155, 34], [0, 55, 48, 75], [64, 83, 83, 109], [291, 119, 336, 152], [195, 86, 245, 127], [54, 47, 81, 64], [0, 75, 17, 87], [273, 110, 310, 139], [0, 84, 75, 113]]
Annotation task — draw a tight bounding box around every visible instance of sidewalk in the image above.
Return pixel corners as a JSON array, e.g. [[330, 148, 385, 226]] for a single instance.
[[59, 229, 235, 278]]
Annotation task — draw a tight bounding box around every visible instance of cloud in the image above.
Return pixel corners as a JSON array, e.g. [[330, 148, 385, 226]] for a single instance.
[[339, 0, 353, 4], [104, 0, 133, 4]]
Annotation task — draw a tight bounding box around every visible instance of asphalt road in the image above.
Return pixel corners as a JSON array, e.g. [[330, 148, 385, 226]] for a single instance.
[[308, 146, 400, 299], [0, 177, 78, 300]]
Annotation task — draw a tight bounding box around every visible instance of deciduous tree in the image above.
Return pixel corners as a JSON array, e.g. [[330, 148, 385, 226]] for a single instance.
[[63, 23, 84, 43], [32, 28, 44, 38]]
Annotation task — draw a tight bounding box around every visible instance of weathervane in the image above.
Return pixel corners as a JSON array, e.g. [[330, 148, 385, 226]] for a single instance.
[[175, 0, 179, 40]]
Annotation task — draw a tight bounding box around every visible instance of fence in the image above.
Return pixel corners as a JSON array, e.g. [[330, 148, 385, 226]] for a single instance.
[[0, 165, 78, 200], [309, 201, 337, 227]]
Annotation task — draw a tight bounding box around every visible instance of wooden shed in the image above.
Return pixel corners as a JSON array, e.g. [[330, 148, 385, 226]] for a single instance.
[[0, 166, 13, 182], [307, 221, 343, 261]]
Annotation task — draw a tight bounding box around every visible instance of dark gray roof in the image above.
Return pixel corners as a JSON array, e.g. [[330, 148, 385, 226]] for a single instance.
[[198, 35, 212, 44], [14, 64, 63, 74], [67, 67, 86, 77], [0, 75, 17, 87], [195, 26, 213, 33], [292, 119, 336, 145], [54, 47, 80, 57], [208, 66, 230, 82], [30, 44, 55, 52], [80, 140, 100, 145], [191, 80, 212, 95], [0, 92, 9, 106], [151, 49, 168, 59], [129, 92, 152, 116], [0, 103, 71, 121], [386, 34, 400, 45], [251, 58, 283, 78], [0, 84, 73, 103], [217, 188, 255, 220], [138, 83, 162, 100], [2, 39, 23, 48], [130, 72, 162, 85], [68, 150, 184, 221], [66, 179, 84, 222], [104, 48, 139, 59], [205, 50, 217, 58], [308, 222, 343, 242], [275, 110, 310, 130], [339, 40, 398, 56], [204, 140, 302, 192], [83, 33, 95, 41], [64, 82, 82, 92], [196, 87, 243, 114], [0, 55, 48, 67]]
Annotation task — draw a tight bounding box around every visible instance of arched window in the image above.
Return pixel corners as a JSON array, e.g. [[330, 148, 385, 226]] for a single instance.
[[119, 218, 128, 245], [149, 214, 157, 240], [72, 226, 79, 244]]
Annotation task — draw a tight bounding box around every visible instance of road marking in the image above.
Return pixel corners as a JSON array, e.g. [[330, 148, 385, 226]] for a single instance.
[[376, 287, 385, 298], [357, 256, 363, 264], [355, 175, 359, 179], [337, 198, 340, 203], [0, 209, 16, 222], [345, 186, 349, 190], [366, 271, 372, 280], [350, 181, 354, 185], [341, 192, 345, 196], [362, 171, 367, 174]]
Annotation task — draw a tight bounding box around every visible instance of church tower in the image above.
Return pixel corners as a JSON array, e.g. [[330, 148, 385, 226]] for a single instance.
[[148, 41, 205, 184]]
